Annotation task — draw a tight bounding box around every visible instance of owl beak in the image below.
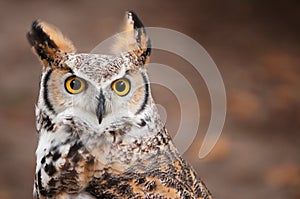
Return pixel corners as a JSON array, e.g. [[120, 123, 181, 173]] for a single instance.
[[96, 91, 106, 124]]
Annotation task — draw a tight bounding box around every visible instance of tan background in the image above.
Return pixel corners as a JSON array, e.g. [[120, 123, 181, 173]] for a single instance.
[[0, 1, 299, 198]]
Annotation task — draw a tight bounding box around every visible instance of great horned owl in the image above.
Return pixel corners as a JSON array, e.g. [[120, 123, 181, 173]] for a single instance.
[[27, 11, 213, 199]]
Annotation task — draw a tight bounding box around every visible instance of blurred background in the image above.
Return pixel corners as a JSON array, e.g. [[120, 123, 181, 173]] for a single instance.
[[0, 0, 299, 198]]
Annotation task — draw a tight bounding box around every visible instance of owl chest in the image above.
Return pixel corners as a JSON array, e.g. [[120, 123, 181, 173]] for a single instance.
[[35, 129, 97, 197], [34, 129, 136, 197]]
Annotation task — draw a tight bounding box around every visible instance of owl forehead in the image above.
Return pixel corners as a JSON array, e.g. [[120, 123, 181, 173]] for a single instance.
[[65, 53, 133, 86]]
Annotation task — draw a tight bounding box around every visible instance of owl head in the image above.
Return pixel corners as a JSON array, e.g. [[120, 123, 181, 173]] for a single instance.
[[28, 11, 161, 136]]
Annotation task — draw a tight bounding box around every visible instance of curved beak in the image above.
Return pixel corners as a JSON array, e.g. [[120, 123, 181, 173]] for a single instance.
[[96, 90, 106, 124]]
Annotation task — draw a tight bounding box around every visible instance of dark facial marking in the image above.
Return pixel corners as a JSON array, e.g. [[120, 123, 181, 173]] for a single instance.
[[135, 72, 149, 115], [43, 69, 55, 113], [96, 90, 106, 124]]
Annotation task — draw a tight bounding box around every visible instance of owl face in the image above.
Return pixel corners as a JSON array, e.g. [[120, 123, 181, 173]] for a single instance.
[[28, 12, 152, 131], [40, 54, 149, 127]]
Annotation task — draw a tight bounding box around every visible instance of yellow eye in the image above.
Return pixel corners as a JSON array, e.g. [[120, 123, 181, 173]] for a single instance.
[[111, 78, 131, 96], [65, 76, 86, 94]]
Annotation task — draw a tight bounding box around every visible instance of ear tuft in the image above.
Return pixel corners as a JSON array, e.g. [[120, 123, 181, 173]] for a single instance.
[[112, 11, 151, 65], [27, 20, 76, 66]]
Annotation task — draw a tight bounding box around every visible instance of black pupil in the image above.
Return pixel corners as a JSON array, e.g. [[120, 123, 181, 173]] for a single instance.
[[116, 81, 126, 92], [70, 79, 81, 90]]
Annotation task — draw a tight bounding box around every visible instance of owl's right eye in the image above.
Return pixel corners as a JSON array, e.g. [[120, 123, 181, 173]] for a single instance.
[[65, 76, 86, 94]]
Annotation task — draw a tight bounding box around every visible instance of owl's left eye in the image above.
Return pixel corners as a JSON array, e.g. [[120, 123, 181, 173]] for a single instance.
[[65, 76, 86, 94], [111, 78, 131, 96]]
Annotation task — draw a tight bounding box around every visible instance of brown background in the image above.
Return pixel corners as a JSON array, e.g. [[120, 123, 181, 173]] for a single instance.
[[0, 1, 299, 198]]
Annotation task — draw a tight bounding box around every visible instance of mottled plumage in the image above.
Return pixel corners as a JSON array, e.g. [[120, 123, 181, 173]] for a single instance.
[[27, 11, 213, 199]]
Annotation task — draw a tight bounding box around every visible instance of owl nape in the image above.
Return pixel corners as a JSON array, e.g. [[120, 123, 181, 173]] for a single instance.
[[28, 11, 213, 199]]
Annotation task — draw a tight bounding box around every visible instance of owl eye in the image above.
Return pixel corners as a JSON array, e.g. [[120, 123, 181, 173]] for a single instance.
[[65, 76, 86, 94], [111, 78, 131, 96]]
